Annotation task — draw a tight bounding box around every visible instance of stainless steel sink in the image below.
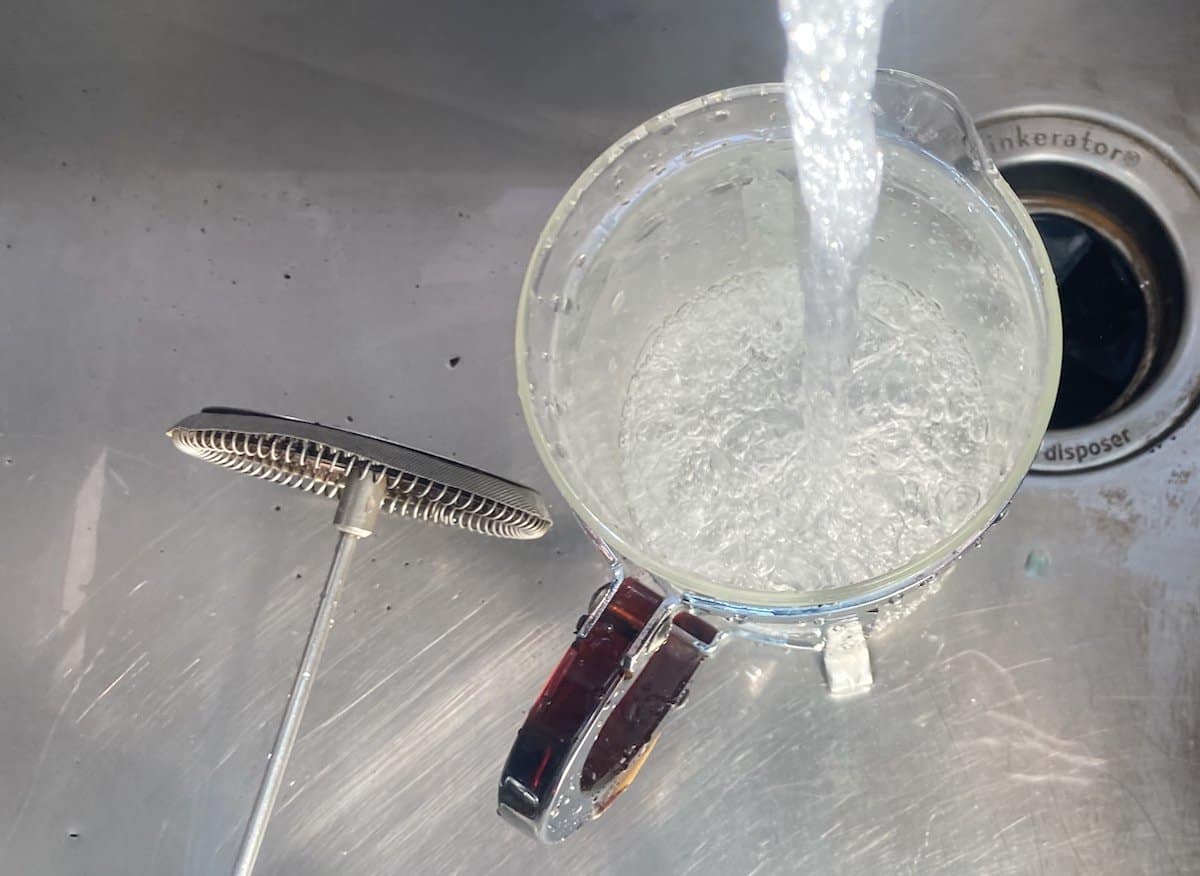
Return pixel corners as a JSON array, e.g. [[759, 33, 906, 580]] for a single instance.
[[1, 1, 1196, 873]]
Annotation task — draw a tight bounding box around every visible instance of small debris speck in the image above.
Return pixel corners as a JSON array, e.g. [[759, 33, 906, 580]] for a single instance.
[[346, 415, 354, 423], [295, 573, 303, 579], [385, 604, 392, 612], [90, 196, 97, 203], [447, 356, 461, 369], [283, 272, 292, 280], [274, 505, 281, 512]]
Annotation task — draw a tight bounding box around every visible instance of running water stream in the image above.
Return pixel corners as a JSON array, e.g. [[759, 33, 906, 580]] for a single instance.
[[779, 0, 891, 407], [612, 2, 1039, 591]]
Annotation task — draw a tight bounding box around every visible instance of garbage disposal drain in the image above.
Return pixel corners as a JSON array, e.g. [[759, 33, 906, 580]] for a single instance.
[[1034, 212, 1150, 429], [978, 108, 1200, 472]]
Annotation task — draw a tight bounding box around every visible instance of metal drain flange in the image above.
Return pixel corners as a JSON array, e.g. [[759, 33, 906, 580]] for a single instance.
[[979, 107, 1200, 472]]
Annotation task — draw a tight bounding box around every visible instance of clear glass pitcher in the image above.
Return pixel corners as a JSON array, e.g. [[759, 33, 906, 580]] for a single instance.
[[500, 70, 1062, 842]]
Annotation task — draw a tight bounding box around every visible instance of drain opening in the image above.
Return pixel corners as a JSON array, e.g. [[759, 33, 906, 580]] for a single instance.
[[979, 109, 1200, 472], [1034, 213, 1148, 428], [1000, 163, 1185, 430]]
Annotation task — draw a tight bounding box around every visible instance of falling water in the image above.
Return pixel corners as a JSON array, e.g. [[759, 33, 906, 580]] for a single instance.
[[779, 0, 891, 403]]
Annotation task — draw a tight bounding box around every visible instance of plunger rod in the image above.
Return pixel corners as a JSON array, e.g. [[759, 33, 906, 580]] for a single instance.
[[233, 469, 384, 875]]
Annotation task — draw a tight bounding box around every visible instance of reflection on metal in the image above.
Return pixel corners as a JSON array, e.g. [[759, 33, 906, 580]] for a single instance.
[[167, 408, 549, 873]]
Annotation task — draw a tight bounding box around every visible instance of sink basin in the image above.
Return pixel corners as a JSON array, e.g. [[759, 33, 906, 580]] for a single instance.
[[0, 0, 1195, 873]]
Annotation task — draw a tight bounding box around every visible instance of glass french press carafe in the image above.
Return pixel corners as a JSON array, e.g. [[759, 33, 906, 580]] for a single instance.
[[500, 70, 1062, 842]]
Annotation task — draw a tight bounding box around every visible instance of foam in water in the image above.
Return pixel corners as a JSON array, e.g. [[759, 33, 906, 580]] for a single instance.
[[604, 1, 1039, 593], [616, 140, 1037, 592], [620, 266, 992, 592]]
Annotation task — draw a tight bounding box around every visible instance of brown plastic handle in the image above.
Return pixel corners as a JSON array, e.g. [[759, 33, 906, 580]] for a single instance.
[[498, 578, 718, 842]]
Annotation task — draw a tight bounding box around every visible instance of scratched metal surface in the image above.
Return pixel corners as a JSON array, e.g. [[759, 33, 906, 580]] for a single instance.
[[1, 0, 1197, 873]]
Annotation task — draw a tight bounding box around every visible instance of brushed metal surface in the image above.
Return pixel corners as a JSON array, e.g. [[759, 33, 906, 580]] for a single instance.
[[0, 1, 1196, 873]]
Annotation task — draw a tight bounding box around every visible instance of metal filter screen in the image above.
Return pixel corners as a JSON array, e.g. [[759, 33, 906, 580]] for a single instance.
[[168, 408, 552, 540]]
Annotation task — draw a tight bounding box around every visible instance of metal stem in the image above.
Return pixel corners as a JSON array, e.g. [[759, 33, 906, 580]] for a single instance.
[[232, 530, 358, 876], [233, 469, 384, 875]]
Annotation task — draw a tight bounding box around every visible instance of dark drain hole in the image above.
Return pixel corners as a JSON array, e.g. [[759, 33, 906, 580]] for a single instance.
[[1034, 213, 1148, 429], [1001, 163, 1185, 431]]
